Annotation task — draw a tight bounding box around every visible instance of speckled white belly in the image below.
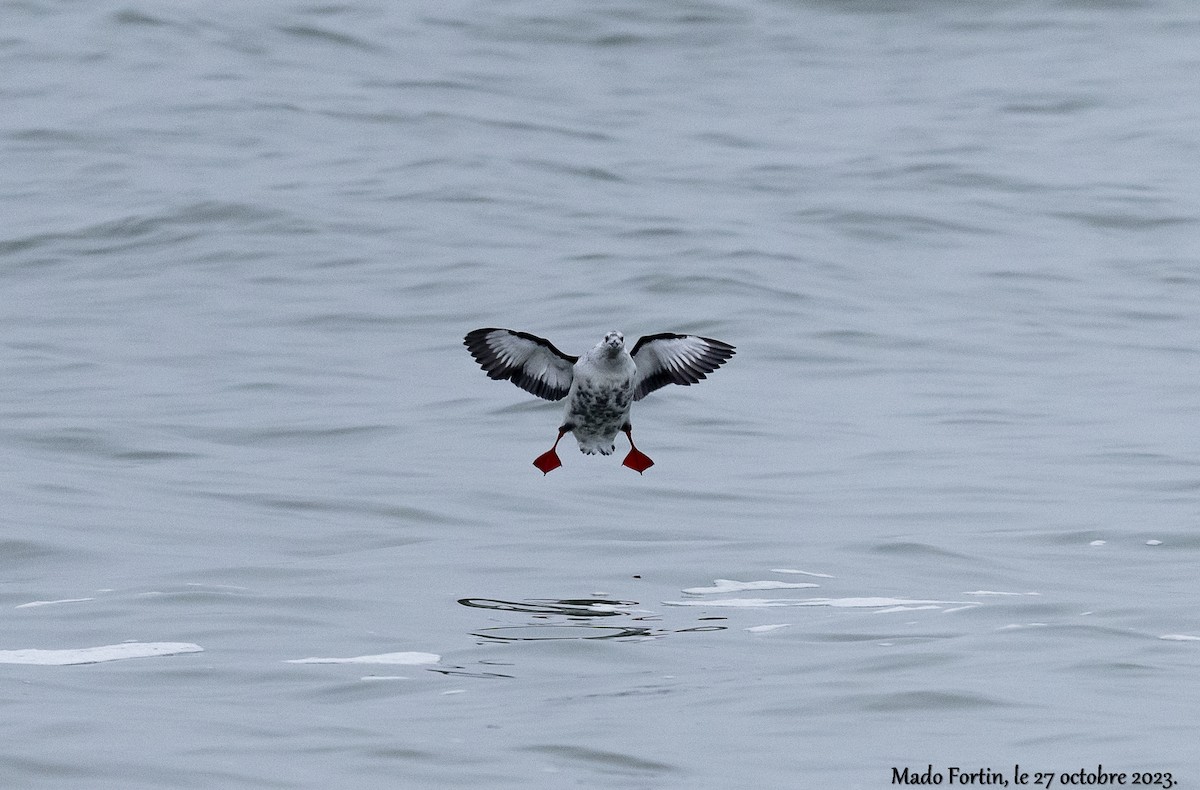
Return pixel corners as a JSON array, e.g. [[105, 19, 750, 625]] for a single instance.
[[562, 372, 634, 455]]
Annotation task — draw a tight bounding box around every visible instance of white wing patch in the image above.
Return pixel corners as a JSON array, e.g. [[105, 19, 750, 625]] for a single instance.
[[630, 333, 735, 401], [464, 328, 578, 401]]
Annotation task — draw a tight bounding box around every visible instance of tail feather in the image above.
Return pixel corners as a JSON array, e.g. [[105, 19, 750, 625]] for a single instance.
[[575, 433, 617, 455]]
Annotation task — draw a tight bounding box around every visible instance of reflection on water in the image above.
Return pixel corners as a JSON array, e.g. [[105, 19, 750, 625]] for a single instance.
[[474, 625, 656, 641], [460, 597, 727, 641], [457, 597, 639, 616]]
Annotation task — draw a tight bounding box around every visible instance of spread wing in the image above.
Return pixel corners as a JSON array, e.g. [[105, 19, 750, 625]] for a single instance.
[[463, 328, 578, 401], [630, 333, 735, 401]]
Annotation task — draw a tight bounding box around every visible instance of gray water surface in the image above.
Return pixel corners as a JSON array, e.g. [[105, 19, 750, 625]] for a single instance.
[[3, 1, 1199, 788]]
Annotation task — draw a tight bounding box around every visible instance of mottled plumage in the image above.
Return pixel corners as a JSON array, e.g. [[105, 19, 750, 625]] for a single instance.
[[464, 328, 735, 473]]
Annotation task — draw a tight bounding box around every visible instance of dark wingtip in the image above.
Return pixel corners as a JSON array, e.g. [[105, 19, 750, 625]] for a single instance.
[[464, 327, 498, 348]]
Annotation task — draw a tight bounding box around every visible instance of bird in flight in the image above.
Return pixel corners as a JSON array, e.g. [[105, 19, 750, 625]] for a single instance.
[[464, 328, 735, 474]]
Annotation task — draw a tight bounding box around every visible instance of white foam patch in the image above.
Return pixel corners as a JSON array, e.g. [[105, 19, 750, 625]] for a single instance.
[[586, 603, 629, 613], [1090, 540, 1106, 546], [683, 579, 820, 595], [664, 597, 955, 609], [0, 642, 203, 665], [965, 591, 1040, 597], [875, 605, 942, 614], [14, 597, 96, 609], [1160, 634, 1200, 642], [770, 569, 835, 578], [745, 624, 791, 633], [1146, 540, 1163, 546], [286, 651, 440, 665], [360, 675, 410, 681]]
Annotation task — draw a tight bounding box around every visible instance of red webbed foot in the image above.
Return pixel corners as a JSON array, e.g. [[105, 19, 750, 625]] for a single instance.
[[622, 447, 654, 474], [621, 427, 654, 474], [533, 448, 562, 475], [533, 427, 569, 475]]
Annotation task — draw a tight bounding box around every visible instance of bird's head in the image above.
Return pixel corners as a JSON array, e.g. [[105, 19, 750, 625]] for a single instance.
[[602, 331, 625, 356]]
